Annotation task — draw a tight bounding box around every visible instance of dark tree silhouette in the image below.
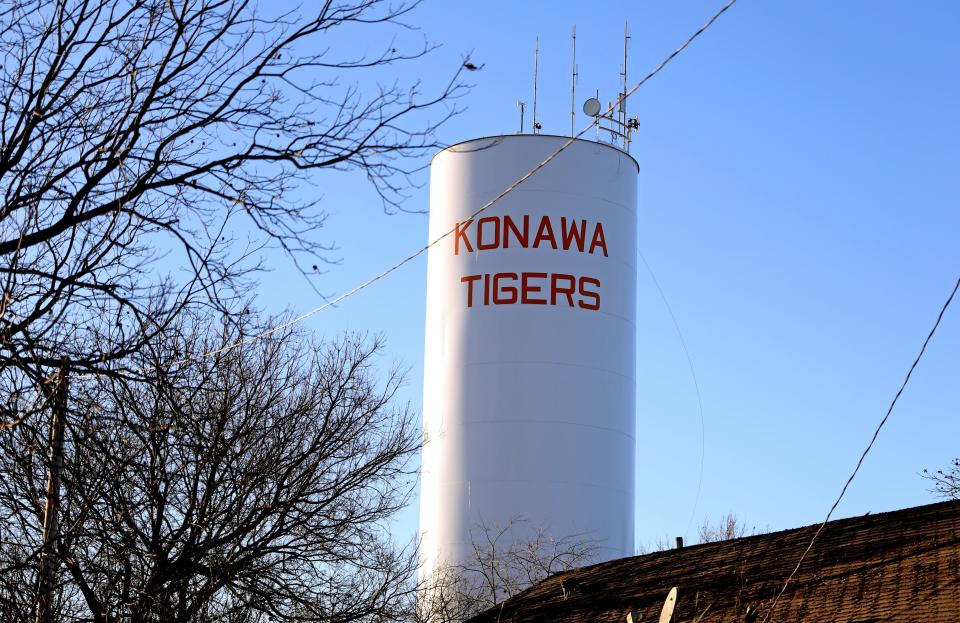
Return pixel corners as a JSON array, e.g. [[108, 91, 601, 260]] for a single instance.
[[0, 0, 464, 429], [0, 312, 420, 622], [923, 459, 960, 500]]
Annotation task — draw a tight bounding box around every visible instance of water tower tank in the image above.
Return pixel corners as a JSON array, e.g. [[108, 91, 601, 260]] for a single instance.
[[419, 134, 638, 579]]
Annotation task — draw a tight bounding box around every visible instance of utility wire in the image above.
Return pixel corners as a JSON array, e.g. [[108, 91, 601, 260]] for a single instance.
[[0, 0, 741, 406], [638, 251, 706, 541], [146, 0, 740, 370], [761, 275, 960, 622]]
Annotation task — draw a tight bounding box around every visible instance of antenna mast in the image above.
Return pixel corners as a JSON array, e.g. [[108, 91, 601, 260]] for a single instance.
[[570, 25, 577, 137], [585, 23, 639, 153], [532, 37, 540, 134], [620, 22, 630, 149]]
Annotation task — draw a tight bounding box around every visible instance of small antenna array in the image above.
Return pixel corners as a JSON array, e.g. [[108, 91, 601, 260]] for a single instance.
[[519, 25, 639, 152]]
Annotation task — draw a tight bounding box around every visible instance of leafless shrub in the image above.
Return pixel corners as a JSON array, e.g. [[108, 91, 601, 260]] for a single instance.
[[922, 459, 960, 500], [697, 513, 757, 544], [416, 517, 599, 622]]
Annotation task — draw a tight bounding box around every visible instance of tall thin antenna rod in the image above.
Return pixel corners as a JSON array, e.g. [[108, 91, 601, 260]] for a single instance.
[[571, 25, 577, 137], [595, 88, 600, 141], [621, 22, 631, 149], [532, 37, 540, 134]]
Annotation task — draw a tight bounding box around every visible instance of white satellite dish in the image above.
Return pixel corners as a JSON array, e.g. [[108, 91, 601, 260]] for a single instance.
[[658, 587, 678, 623], [582, 97, 601, 117]]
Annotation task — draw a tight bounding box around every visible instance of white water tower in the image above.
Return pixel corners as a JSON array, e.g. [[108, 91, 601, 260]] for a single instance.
[[419, 133, 638, 580]]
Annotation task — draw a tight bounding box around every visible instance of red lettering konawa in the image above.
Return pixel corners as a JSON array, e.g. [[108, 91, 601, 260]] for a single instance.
[[453, 214, 607, 257]]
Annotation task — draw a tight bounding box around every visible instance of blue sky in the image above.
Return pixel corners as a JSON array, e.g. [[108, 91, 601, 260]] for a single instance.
[[254, 1, 960, 549]]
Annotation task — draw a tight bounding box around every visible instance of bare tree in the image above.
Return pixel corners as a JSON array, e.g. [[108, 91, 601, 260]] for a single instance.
[[0, 312, 421, 622], [922, 459, 960, 500], [697, 513, 755, 544], [415, 518, 599, 623], [635, 514, 760, 555], [0, 0, 465, 428]]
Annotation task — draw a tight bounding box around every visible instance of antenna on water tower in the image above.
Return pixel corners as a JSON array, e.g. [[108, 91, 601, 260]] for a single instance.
[[579, 23, 639, 151], [532, 37, 541, 133], [570, 25, 577, 136], [620, 22, 630, 149], [511, 26, 639, 146]]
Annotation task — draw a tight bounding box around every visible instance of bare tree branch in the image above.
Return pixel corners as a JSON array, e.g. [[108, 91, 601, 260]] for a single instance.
[[923, 459, 960, 500], [0, 311, 421, 622], [0, 0, 466, 428], [416, 517, 599, 623]]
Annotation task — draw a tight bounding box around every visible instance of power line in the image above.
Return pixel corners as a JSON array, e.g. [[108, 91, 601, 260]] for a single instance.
[[0, 0, 740, 420], [761, 274, 960, 622], [151, 0, 741, 370], [637, 251, 706, 542]]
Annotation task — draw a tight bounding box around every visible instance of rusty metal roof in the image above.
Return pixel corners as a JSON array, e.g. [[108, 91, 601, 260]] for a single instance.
[[466, 499, 960, 623]]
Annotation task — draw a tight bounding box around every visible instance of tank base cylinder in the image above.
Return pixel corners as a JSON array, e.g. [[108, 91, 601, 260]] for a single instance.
[[419, 134, 638, 581]]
